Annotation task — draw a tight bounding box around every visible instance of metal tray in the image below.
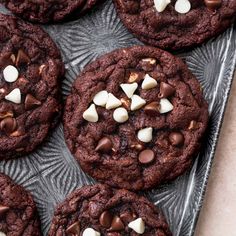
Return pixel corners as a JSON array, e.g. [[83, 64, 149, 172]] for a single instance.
[[0, 1, 236, 235]]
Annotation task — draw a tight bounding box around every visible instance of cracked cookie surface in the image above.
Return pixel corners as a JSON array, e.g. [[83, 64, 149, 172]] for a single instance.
[[0, 0, 99, 23], [0, 14, 64, 159], [48, 184, 172, 236], [113, 0, 236, 50], [0, 172, 42, 236], [63, 46, 208, 191]]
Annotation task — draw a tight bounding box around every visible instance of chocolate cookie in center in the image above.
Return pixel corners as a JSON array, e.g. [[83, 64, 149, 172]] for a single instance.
[[63, 46, 208, 191]]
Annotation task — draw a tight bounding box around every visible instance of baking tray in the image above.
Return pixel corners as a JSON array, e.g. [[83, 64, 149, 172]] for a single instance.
[[0, 1, 236, 236]]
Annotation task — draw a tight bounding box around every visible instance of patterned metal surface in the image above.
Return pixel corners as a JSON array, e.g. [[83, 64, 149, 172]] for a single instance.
[[0, 1, 236, 235]]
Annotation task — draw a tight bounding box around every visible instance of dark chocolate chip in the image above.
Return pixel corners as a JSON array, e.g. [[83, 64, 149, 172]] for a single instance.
[[99, 211, 113, 228], [0, 117, 17, 134], [138, 149, 155, 164], [144, 102, 160, 116], [95, 137, 113, 153], [25, 94, 41, 110], [16, 49, 30, 67], [204, 0, 221, 10], [158, 82, 175, 98], [109, 216, 125, 231], [66, 221, 80, 235], [169, 132, 184, 146], [0, 205, 9, 215]]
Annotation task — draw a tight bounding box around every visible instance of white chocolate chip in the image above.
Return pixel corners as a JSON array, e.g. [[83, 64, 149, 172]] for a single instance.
[[141, 74, 158, 90], [0, 232, 6, 236], [154, 0, 171, 12], [106, 93, 122, 110], [131, 95, 146, 111], [5, 88, 21, 104], [82, 228, 101, 236], [128, 218, 145, 234], [3, 65, 19, 83], [137, 127, 153, 143], [83, 104, 98, 122], [175, 0, 191, 14], [113, 107, 129, 123], [120, 82, 138, 98], [159, 98, 173, 114], [93, 90, 108, 107]]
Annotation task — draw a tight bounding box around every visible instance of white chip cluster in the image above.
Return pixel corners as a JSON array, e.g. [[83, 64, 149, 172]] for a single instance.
[[154, 0, 191, 14], [83, 71, 174, 146], [2, 65, 22, 104]]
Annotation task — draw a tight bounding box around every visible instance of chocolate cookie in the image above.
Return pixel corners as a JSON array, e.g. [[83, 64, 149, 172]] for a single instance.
[[113, 0, 236, 50], [0, 14, 64, 159], [0, 172, 42, 236], [63, 46, 208, 190], [0, 0, 99, 23], [48, 184, 172, 236]]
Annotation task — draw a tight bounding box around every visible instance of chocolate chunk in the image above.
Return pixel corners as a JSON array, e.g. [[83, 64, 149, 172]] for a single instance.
[[109, 216, 125, 231], [120, 98, 130, 110], [158, 82, 175, 98], [138, 149, 155, 164], [130, 143, 144, 151], [25, 94, 41, 110], [120, 211, 137, 222], [127, 71, 145, 83], [16, 49, 30, 67], [0, 205, 9, 215], [0, 117, 17, 134], [144, 102, 160, 115], [0, 52, 14, 68], [204, 0, 222, 10], [139, 58, 157, 71], [0, 111, 13, 119], [99, 211, 113, 228], [169, 132, 184, 146], [66, 221, 80, 235], [188, 120, 198, 130], [95, 137, 113, 153]]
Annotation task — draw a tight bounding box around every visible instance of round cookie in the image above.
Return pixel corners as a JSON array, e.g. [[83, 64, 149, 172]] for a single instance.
[[0, 13, 64, 159], [48, 184, 172, 236], [63, 46, 208, 191], [1, 0, 99, 23], [113, 0, 236, 50], [0, 172, 42, 236]]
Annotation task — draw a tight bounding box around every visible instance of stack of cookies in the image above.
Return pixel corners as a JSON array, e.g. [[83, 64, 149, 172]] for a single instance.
[[0, 0, 235, 235]]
